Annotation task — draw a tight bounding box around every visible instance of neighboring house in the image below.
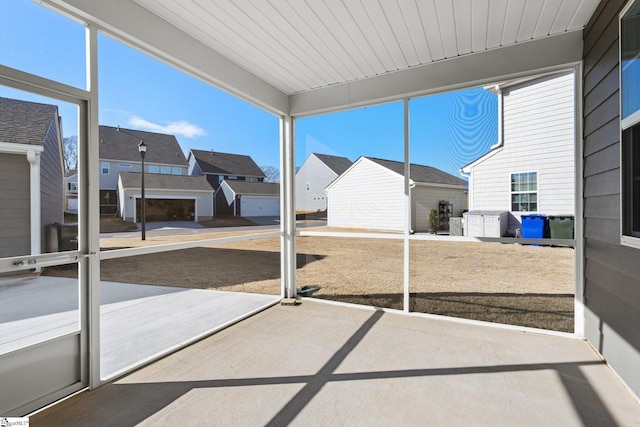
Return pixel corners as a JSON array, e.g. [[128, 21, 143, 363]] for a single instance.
[[326, 157, 468, 232], [0, 96, 64, 256], [99, 125, 189, 218], [188, 149, 266, 190], [65, 169, 78, 214], [295, 153, 352, 212], [461, 71, 575, 234], [214, 180, 280, 217], [118, 172, 213, 222]]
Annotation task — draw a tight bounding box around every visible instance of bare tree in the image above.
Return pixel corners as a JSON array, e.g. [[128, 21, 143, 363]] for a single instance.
[[261, 165, 280, 183], [63, 135, 78, 172]]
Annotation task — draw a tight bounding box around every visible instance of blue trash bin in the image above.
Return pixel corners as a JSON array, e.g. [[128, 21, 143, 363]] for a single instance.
[[521, 214, 548, 239]]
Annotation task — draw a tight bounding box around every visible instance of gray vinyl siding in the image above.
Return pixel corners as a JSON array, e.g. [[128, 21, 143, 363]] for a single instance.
[[99, 161, 141, 190], [40, 118, 64, 253], [0, 154, 30, 257], [466, 72, 575, 232], [582, 0, 640, 397], [99, 160, 187, 190], [295, 154, 336, 212]]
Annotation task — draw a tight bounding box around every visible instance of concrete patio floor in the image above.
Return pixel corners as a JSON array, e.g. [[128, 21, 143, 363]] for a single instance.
[[32, 299, 640, 426], [0, 275, 279, 380]]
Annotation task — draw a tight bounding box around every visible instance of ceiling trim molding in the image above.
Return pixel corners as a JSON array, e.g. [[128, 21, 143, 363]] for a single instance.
[[289, 30, 584, 117]]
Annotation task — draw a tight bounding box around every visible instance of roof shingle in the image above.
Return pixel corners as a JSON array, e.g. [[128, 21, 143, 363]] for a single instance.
[[0, 97, 58, 145], [190, 149, 266, 178], [313, 153, 352, 175], [99, 126, 188, 166], [365, 157, 467, 187], [119, 172, 213, 192], [223, 180, 279, 196]]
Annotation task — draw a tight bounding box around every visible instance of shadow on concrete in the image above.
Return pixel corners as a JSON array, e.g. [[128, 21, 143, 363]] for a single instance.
[[31, 310, 619, 427]]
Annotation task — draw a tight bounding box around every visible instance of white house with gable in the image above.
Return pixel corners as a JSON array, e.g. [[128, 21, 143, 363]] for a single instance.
[[461, 70, 575, 234], [327, 156, 468, 232], [295, 153, 352, 212]]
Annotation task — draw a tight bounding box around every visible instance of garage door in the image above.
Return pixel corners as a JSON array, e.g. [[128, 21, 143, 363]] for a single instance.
[[136, 199, 196, 221], [240, 196, 280, 217]]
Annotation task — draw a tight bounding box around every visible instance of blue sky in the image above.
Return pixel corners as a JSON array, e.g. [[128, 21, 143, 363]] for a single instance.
[[1, 0, 497, 177]]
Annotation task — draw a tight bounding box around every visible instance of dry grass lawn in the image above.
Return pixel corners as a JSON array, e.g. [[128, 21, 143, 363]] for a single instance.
[[48, 230, 575, 331]]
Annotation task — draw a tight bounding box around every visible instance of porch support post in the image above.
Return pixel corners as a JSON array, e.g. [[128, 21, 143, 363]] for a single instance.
[[403, 99, 411, 313], [26, 149, 41, 256], [573, 63, 585, 338], [85, 24, 102, 388], [280, 115, 296, 299]]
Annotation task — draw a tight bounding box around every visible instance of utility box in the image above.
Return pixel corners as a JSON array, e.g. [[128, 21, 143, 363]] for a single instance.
[[463, 211, 508, 237], [548, 215, 574, 239], [52, 222, 78, 251], [449, 217, 463, 236]]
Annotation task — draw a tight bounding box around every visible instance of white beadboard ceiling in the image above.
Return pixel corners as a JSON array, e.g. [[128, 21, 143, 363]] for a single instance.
[[133, 0, 601, 95]]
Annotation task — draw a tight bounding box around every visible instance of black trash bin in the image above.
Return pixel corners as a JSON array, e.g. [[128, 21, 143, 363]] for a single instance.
[[52, 222, 78, 251]]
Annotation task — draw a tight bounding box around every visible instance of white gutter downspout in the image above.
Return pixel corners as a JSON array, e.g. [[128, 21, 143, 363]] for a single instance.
[[490, 84, 504, 150], [27, 148, 41, 256]]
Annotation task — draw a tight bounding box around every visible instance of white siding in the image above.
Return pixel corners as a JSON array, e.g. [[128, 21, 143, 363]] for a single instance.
[[188, 154, 202, 176], [411, 185, 468, 231], [295, 154, 336, 212], [219, 181, 235, 205], [327, 158, 404, 232], [467, 71, 575, 232]]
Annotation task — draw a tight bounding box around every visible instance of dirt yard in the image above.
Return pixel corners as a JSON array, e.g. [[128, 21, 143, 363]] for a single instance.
[[47, 229, 575, 331]]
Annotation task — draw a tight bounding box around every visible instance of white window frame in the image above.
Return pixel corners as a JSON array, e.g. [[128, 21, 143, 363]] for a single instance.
[[101, 161, 109, 174], [160, 166, 171, 174], [510, 171, 538, 212], [620, 0, 640, 249]]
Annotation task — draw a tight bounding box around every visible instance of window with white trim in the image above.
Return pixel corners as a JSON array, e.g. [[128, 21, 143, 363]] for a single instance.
[[101, 162, 109, 174], [511, 172, 537, 212], [172, 167, 182, 175], [149, 165, 159, 173], [622, 0, 640, 241], [161, 166, 170, 174]]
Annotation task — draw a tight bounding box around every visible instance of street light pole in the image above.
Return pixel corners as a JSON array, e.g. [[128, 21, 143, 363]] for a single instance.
[[138, 140, 147, 240]]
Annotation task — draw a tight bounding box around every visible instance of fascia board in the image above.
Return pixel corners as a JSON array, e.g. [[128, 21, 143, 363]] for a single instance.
[[290, 30, 583, 117]]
